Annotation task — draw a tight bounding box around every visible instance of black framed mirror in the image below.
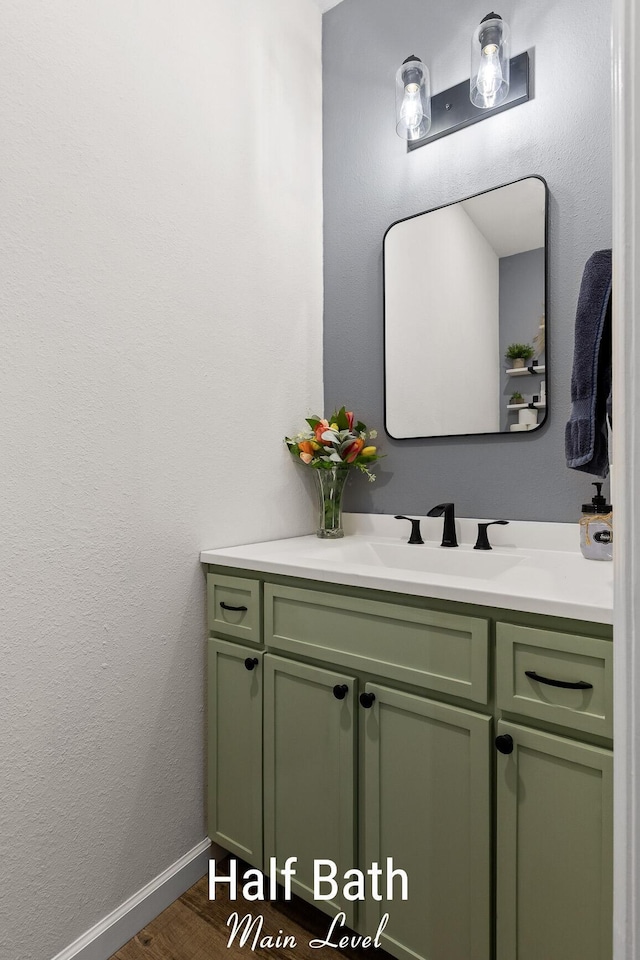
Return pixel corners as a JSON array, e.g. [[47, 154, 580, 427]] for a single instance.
[[383, 176, 548, 439]]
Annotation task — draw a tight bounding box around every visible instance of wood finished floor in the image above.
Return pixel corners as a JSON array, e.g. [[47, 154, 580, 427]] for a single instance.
[[111, 866, 393, 960]]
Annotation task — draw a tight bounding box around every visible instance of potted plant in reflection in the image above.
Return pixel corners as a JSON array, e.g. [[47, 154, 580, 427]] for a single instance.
[[505, 343, 535, 369], [285, 407, 382, 540], [509, 391, 525, 406]]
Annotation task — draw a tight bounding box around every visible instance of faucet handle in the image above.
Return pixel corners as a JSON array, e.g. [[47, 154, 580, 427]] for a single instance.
[[474, 520, 509, 551], [394, 515, 424, 545]]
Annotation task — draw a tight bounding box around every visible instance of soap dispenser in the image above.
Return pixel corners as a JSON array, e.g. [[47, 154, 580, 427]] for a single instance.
[[579, 483, 613, 561]]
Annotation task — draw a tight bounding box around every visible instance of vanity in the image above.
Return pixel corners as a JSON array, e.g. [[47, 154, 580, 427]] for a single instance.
[[201, 515, 613, 960]]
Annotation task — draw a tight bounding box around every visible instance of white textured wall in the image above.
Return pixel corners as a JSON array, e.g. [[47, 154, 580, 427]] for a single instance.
[[0, 2, 323, 958]]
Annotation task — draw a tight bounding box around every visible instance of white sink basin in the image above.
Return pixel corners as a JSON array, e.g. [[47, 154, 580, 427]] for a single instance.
[[371, 542, 525, 578], [300, 540, 526, 579]]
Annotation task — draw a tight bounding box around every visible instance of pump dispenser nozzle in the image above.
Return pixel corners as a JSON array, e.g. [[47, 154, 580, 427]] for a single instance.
[[582, 482, 612, 513]]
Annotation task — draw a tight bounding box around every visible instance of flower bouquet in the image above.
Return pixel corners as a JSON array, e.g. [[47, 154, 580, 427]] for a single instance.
[[285, 407, 381, 538]]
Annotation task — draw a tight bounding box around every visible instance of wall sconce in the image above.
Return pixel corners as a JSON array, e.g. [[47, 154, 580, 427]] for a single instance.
[[396, 12, 530, 151], [470, 13, 510, 108], [396, 56, 431, 141]]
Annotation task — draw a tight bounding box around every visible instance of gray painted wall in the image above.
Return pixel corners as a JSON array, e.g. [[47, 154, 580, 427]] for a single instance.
[[499, 248, 545, 431], [323, 0, 612, 522]]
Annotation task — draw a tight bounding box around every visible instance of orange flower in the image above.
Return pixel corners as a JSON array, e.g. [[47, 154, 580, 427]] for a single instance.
[[343, 437, 364, 462], [314, 419, 333, 445], [299, 440, 315, 456]]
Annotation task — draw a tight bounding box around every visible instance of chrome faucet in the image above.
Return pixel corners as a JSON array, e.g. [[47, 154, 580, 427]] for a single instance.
[[427, 503, 458, 547]]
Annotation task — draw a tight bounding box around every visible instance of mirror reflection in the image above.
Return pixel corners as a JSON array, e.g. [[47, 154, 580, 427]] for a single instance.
[[384, 176, 547, 439]]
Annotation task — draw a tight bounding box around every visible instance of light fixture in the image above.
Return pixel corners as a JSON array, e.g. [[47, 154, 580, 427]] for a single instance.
[[395, 13, 529, 151], [470, 13, 511, 109], [395, 56, 431, 141]]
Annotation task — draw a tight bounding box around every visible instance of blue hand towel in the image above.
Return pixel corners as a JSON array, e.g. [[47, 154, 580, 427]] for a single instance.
[[565, 249, 612, 477]]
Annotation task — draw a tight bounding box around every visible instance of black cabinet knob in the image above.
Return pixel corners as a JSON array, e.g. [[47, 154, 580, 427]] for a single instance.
[[244, 658, 259, 671], [360, 692, 376, 709], [495, 734, 514, 755], [333, 684, 349, 700]]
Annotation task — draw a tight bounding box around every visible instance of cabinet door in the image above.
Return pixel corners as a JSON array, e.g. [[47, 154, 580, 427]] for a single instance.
[[362, 683, 491, 960], [495, 721, 613, 960], [263, 655, 357, 925], [207, 638, 263, 868]]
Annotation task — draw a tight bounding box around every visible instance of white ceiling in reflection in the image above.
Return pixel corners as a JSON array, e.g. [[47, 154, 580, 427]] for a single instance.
[[309, 0, 344, 12], [462, 179, 546, 257]]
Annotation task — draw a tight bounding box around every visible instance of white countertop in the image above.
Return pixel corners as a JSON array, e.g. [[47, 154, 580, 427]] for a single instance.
[[200, 514, 614, 625]]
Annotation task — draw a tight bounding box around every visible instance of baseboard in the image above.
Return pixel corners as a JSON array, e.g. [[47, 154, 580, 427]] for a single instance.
[[50, 838, 226, 960]]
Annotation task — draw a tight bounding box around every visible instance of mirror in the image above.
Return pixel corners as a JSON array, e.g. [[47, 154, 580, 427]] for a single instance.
[[384, 176, 548, 439]]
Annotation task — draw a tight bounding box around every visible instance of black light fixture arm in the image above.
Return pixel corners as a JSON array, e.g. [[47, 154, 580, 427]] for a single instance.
[[407, 50, 529, 151]]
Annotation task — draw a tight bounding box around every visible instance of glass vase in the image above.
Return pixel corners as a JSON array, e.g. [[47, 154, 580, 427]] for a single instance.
[[313, 466, 349, 539]]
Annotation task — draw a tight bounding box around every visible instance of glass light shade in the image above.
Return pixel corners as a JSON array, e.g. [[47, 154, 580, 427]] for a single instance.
[[396, 57, 431, 141], [470, 14, 511, 109]]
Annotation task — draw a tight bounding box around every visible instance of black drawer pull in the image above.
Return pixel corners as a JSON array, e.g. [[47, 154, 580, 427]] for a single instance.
[[220, 602, 248, 612], [360, 692, 376, 709], [244, 658, 259, 671], [333, 684, 349, 700], [525, 670, 593, 691]]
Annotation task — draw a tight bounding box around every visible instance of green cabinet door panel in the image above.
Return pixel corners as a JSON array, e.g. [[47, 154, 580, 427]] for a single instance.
[[363, 683, 492, 960], [207, 638, 263, 867], [495, 720, 613, 960], [263, 654, 357, 926]]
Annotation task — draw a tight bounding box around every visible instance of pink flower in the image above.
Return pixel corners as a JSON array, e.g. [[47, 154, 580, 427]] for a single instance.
[[300, 452, 313, 464], [346, 411, 355, 431]]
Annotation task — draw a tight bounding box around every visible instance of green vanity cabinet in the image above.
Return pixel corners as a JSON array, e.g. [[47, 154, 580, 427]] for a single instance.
[[207, 638, 263, 867], [205, 567, 613, 960], [263, 655, 357, 925], [494, 621, 613, 960], [495, 721, 613, 960]]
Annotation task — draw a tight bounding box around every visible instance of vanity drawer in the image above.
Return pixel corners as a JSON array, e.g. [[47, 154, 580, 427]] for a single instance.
[[496, 623, 613, 738], [264, 583, 489, 704], [207, 573, 262, 644]]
